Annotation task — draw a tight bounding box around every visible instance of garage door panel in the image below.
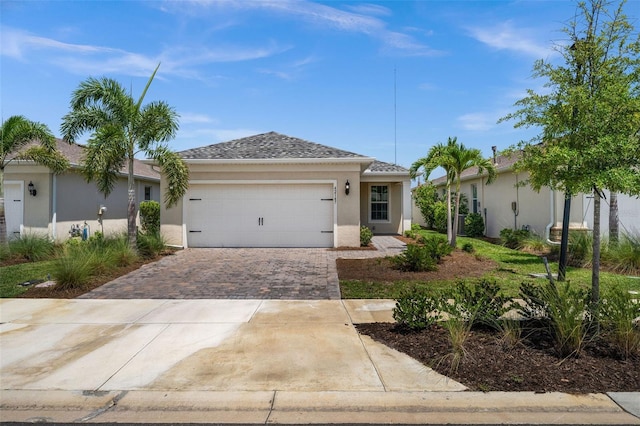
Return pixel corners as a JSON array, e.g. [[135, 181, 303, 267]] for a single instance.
[[186, 184, 334, 248]]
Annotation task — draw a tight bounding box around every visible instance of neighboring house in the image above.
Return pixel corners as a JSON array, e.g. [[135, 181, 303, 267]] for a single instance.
[[4, 139, 160, 241], [159, 132, 411, 248], [412, 150, 640, 240]]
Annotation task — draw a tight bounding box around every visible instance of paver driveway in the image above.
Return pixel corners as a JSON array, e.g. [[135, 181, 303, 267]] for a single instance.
[[79, 237, 406, 300]]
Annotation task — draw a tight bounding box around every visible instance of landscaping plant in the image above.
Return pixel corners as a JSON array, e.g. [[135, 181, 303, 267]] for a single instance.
[[360, 226, 373, 247], [600, 285, 640, 359], [393, 287, 441, 330], [389, 243, 437, 272], [464, 213, 484, 238], [8, 233, 56, 262]]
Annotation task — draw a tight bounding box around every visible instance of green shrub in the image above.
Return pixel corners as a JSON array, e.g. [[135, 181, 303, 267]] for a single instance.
[[404, 230, 417, 239], [518, 280, 592, 358], [600, 286, 640, 359], [500, 228, 531, 249], [393, 287, 441, 330], [137, 232, 165, 259], [464, 213, 484, 237], [140, 200, 161, 234], [8, 233, 55, 261], [390, 243, 437, 272], [51, 249, 94, 290], [603, 233, 640, 274], [568, 231, 592, 267], [432, 201, 448, 233], [442, 279, 511, 329], [413, 183, 438, 228], [360, 226, 373, 247], [462, 242, 474, 253], [417, 234, 453, 261]]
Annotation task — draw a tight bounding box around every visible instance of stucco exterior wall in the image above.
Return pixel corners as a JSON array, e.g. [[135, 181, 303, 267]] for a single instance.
[[161, 162, 365, 247], [359, 181, 405, 235], [583, 191, 640, 237], [422, 170, 589, 239], [4, 164, 160, 241]]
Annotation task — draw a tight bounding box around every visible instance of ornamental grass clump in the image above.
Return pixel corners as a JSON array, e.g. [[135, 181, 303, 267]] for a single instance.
[[8, 233, 56, 262], [600, 286, 640, 359], [518, 280, 592, 358]]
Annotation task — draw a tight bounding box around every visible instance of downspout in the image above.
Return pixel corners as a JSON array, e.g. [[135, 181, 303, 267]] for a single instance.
[[51, 174, 57, 242], [545, 189, 561, 245]]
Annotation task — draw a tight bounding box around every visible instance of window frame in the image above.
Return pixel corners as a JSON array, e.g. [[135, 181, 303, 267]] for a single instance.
[[144, 185, 152, 201], [369, 184, 390, 223], [471, 184, 478, 214]]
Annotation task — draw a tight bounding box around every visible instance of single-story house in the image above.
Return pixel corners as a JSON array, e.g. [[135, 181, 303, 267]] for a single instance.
[[159, 132, 411, 248], [412, 150, 640, 240], [4, 139, 160, 241]]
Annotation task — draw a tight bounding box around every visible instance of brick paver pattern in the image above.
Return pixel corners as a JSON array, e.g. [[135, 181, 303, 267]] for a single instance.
[[79, 236, 405, 300]]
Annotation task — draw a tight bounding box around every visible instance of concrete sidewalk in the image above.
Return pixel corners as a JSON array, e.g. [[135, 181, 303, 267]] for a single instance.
[[1, 299, 638, 424]]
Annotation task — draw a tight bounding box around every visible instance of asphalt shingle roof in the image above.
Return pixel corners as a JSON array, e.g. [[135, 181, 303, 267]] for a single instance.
[[367, 160, 409, 173], [8, 139, 159, 181], [178, 132, 371, 161]]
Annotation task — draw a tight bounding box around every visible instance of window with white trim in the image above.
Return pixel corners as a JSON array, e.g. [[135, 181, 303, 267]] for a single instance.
[[471, 184, 478, 213], [370, 185, 389, 221]]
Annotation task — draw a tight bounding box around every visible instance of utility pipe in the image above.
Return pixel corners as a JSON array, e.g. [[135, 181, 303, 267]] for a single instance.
[[546, 189, 561, 245]]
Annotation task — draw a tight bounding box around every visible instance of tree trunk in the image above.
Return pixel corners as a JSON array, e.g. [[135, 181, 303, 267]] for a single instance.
[[0, 168, 7, 246], [609, 191, 618, 246], [446, 180, 453, 244], [591, 188, 601, 308], [127, 155, 137, 250], [451, 180, 461, 248]]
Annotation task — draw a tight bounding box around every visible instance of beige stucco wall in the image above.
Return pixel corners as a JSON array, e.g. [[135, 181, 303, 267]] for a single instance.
[[161, 162, 365, 247], [4, 164, 160, 241], [424, 170, 588, 239], [359, 181, 404, 234]]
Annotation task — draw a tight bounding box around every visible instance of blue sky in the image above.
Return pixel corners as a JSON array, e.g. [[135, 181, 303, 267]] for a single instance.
[[2, 0, 638, 172]]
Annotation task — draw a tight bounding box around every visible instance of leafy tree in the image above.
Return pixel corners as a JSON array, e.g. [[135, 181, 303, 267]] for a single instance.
[[61, 64, 189, 249], [500, 0, 640, 306], [412, 182, 438, 228], [1, 116, 69, 245], [411, 137, 495, 247]]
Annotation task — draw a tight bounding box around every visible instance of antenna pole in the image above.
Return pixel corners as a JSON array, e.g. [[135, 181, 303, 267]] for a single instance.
[[394, 67, 397, 165]]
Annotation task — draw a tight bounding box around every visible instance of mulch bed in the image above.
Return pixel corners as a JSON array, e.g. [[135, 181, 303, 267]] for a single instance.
[[337, 250, 497, 283], [356, 322, 640, 393]]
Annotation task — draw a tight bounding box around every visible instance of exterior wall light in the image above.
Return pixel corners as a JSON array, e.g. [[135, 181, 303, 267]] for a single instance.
[[345, 180, 350, 195], [28, 181, 37, 197]]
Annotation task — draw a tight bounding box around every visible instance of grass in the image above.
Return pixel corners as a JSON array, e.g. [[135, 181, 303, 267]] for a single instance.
[[340, 230, 640, 299], [0, 260, 57, 298]]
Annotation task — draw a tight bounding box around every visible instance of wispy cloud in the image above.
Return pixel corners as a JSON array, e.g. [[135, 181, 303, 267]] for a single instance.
[[1, 25, 287, 78], [259, 55, 319, 80], [179, 112, 218, 124], [163, 0, 443, 57], [467, 21, 553, 58], [458, 112, 496, 132]]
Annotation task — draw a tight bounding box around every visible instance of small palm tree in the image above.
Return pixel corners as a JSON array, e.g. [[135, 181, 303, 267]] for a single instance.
[[411, 137, 496, 247], [410, 139, 456, 243], [447, 139, 496, 247], [61, 63, 189, 249], [1, 116, 70, 245]]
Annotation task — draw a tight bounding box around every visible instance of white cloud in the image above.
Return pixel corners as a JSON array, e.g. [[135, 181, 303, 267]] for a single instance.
[[179, 112, 218, 124], [458, 112, 495, 132], [344, 3, 392, 17], [162, 0, 443, 57], [467, 21, 553, 58], [1, 25, 287, 78]]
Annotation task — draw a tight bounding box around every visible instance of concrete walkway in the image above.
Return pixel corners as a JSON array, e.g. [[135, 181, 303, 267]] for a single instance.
[[1, 298, 638, 424], [79, 236, 406, 300]]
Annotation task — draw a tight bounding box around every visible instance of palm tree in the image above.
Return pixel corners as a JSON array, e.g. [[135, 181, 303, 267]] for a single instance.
[[411, 137, 496, 247], [61, 63, 189, 249], [447, 139, 496, 247], [410, 138, 456, 244], [1, 116, 70, 245]]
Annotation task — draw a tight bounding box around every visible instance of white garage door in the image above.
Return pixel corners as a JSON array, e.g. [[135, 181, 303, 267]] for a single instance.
[[186, 183, 335, 247]]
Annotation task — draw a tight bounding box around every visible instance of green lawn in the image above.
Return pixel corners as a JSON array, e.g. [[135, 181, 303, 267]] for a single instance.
[[340, 230, 640, 299], [1, 260, 56, 298]]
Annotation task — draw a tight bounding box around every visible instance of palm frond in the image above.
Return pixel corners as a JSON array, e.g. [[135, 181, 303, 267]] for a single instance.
[[151, 147, 189, 208], [15, 146, 70, 174]]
